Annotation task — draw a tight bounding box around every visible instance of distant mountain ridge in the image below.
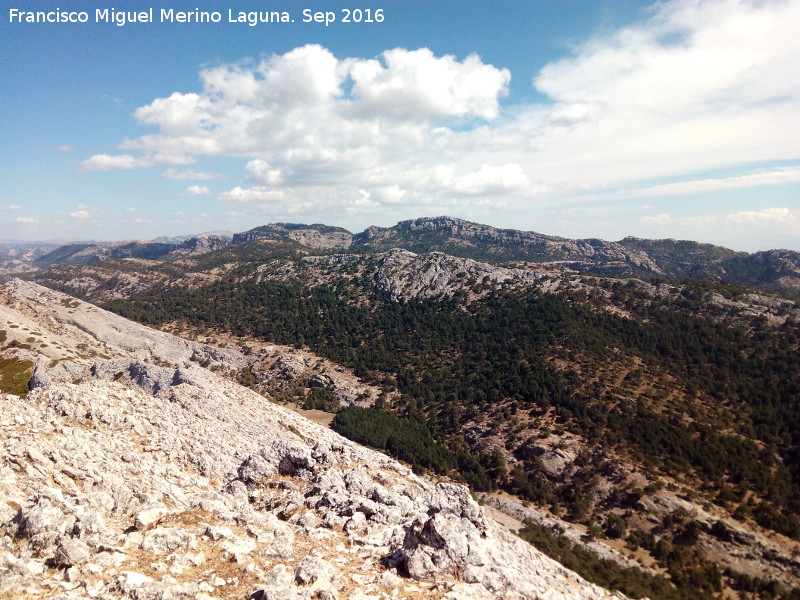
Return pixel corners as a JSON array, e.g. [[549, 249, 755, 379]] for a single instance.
[[4, 215, 800, 296], [231, 222, 352, 249], [31, 235, 232, 268], [347, 216, 799, 296]]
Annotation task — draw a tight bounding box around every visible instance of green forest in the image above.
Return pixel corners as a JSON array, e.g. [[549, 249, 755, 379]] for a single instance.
[[100, 268, 800, 542]]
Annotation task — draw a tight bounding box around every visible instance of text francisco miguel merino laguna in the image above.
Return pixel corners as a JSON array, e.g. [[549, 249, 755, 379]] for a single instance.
[[5, 7, 375, 27]]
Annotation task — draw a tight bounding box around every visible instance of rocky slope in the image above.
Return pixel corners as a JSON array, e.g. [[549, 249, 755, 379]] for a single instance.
[[0, 242, 63, 276], [12, 241, 800, 597], [346, 216, 800, 295], [29, 235, 232, 269], [0, 279, 628, 600], [232, 224, 352, 250], [300, 249, 800, 328]]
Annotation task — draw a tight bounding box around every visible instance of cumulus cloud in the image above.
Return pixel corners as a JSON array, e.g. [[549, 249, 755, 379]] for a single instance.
[[81, 0, 800, 230], [454, 164, 530, 195], [162, 168, 222, 180], [345, 48, 510, 121], [183, 185, 211, 196], [16, 217, 39, 224], [3, 204, 22, 211], [98, 44, 518, 213], [68, 210, 90, 219], [244, 160, 283, 186]]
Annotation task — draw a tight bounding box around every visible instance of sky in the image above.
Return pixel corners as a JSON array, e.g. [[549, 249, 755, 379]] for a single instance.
[[1, 0, 799, 251]]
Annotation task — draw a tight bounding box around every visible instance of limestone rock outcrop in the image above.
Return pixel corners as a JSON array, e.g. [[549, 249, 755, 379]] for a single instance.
[[0, 279, 628, 599]]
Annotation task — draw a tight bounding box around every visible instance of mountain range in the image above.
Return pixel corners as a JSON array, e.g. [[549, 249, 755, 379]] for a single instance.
[[3, 216, 799, 297], [2, 216, 799, 599]]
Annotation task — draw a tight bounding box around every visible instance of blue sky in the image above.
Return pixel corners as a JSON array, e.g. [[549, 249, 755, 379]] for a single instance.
[[1, 0, 799, 251]]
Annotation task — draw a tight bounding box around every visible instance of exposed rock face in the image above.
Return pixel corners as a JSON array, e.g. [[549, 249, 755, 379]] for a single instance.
[[300, 249, 800, 328], [372, 248, 546, 302], [9, 217, 800, 299], [352, 216, 558, 260], [351, 216, 800, 296], [0, 279, 628, 599], [252, 345, 379, 407], [0, 278, 245, 373], [232, 223, 353, 249], [167, 234, 231, 257]]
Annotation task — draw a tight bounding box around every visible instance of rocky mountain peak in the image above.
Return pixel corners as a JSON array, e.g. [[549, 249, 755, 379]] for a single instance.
[[232, 223, 353, 250]]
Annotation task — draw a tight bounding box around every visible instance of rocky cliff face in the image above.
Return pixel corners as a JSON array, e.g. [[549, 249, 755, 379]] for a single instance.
[[167, 235, 232, 258], [0, 279, 628, 600], [232, 224, 353, 250], [370, 248, 547, 303], [351, 216, 556, 260]]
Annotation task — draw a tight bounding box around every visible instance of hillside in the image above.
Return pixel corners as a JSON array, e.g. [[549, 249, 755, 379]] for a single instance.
[[5, 217, 800, 597], [13, 221, 800, 599], [0, 279, 626, 600]]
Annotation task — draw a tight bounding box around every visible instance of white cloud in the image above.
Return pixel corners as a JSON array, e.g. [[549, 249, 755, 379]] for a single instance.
[[101, 44, 517, 212], [640, 213, 672, 224], [125, 207, 136, 212], [244, 160, 283, 185], [2, 204, 22, 211], [80, 152, 193, 171], [615, 168, 800, 199], [68, 210, 90, 219], [80, 154, 154, 171], [217, 187, 285, 205], [454, 163, 530, 196], [529, 0, 800, 187], [345, 48, 510, 121], [183, 185, 211, 196], [162, 168, 222, 180], [16, 217, 39, 224], [727, 207, 797, 225], [81, 1, 800, 231], [628, 206, 800, 250], [55, 145, 73, 153]]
